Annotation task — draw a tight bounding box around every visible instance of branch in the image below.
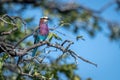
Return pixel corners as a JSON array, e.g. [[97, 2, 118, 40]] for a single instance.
[[0, 17, 16, 26], [13, 41, 97, 67], [0, 41, 15, 56], [14, 26, 39, 47], [98, 1, 115, 13], [14, 32, 33, 48], [1, 27, 18, 35], [0, 14, 26, 35], [0, 39, 97, 67], [68, 49, 97, 67]]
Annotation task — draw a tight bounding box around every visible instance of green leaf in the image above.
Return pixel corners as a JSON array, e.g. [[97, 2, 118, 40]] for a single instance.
[[59, 20, 71, 27], [49, 74, 54, 80], [72, 75, 81, 80], [45, 72, 54, 79], [48, 32, 62, 41], [0, 62, 3, 70], [76, 35, 85, 41], [53, 33, 62, 41], [48, 32, 54, 41]]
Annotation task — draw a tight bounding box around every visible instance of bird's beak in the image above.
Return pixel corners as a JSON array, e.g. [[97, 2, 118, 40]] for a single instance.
[[44, 18, 49, 23], [47, 18, 50, 20]]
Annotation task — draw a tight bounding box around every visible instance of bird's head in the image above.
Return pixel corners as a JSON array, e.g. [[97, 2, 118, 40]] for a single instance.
[[40, 16, 49, 23]]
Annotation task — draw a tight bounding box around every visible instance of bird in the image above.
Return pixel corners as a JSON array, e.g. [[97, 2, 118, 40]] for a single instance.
[[32, 16, 49, 57]]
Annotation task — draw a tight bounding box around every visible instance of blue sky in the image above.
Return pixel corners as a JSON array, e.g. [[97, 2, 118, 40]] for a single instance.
[[9, 0, 120, 80], [75, 0, 120, 80]]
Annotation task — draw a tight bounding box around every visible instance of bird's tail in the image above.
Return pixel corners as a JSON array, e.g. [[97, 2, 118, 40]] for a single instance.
[[32, 46, 38, 57]]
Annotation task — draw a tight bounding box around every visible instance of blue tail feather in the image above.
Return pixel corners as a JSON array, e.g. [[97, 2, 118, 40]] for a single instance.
[[32, 35, 39, 57], [32, 34, 48, 57], [32, 47, 38, 57]]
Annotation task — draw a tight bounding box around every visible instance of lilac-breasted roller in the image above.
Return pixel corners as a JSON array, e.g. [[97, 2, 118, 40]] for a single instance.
[[32, 16, 49, 57]]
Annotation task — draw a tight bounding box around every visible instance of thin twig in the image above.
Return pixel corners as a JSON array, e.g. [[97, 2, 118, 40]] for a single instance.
[[1, 27, 18, 35], [0, 17, 16, 26], [2, 14, 16, 24], [14, 33, 33, 48], [68, 49, 97, 67], [61, 40, 71, 46]]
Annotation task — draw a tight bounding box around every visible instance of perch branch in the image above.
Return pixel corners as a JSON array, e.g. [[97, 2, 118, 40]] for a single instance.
[[12, 41, 97, 67]]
